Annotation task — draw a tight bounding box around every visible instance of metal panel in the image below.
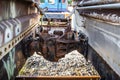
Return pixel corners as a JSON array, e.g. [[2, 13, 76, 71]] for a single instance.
[[85, 17, 120, 76]]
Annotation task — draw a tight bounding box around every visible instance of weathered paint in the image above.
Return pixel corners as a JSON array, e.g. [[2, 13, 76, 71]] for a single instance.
[[71, 10, 85, 32], [87, 45, 120, 80], [84, 17, 120, 76], [72, 7, 120, 77]]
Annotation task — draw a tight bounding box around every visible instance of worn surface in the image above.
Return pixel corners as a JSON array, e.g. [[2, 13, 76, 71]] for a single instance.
[[0, 1, 39, 80], [88, 46, 120, 80], [85, 17, 120, 77], [0, 0, 37, 21]]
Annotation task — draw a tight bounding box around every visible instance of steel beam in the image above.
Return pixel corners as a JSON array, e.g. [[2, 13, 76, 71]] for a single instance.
[[78, 0, 120, 6], [77, 3, 120, 10], [0, 23, 38, 60]]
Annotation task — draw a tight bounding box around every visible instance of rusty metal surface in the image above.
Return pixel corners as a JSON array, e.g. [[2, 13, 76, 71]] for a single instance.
[[16, 76, 100, 80], [0, 0, 37, 22]]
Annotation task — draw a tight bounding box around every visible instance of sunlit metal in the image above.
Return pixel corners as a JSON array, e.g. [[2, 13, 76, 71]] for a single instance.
[[77, 3, 120, 9]]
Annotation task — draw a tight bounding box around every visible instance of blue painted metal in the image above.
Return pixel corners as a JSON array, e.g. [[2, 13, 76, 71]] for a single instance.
[[40, 0, 68, 12]]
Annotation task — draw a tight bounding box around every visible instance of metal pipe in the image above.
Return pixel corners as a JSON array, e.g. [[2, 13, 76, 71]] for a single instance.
[[78, 0, 120, 6], [76, 3, 120, 10], [80, 1, 102, 6]]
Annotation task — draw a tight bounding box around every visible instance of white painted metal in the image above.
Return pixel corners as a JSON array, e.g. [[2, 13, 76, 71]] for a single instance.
[[71, 9, 87, 36], [0, 22, 38, 59], [1, 21, 13, 44]]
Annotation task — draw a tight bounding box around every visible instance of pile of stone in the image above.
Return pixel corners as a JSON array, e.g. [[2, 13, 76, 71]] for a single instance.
[[18, 50, 99, 76]]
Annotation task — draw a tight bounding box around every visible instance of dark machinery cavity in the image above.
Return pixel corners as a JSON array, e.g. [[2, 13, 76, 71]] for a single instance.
[[78, 31, 88, 60]]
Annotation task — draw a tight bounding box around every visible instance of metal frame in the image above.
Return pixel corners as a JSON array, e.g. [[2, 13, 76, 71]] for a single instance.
[[16, 76, 100, 80], [0, 23, 38, 60]]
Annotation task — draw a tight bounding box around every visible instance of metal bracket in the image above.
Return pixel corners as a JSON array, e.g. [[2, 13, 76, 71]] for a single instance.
[[0, 23, 39, 60]]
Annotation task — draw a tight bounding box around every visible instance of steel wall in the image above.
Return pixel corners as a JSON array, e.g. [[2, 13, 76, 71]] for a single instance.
[[85, 17, 120, 76]]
